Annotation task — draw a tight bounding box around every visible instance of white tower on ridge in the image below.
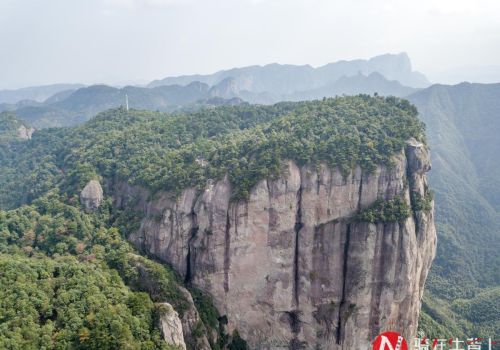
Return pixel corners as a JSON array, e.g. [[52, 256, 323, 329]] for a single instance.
[[125, 94, 129, 111]]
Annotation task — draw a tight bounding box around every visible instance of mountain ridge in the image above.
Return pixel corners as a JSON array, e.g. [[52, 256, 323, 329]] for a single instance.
[[149, 52, 430, 90]]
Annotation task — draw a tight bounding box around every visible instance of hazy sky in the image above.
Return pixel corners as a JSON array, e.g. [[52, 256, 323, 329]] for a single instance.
[[1, 0, 500, 89]]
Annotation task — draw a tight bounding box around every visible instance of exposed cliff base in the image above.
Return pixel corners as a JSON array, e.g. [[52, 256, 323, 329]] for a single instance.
[[114, 139, 436, 350]]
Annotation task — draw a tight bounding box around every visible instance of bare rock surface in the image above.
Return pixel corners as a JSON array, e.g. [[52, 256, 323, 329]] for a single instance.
[[117, 141, 436, 350], [16, 124, 35, 139], [80, 180, 103, 211], [157, 302, 187, 350]]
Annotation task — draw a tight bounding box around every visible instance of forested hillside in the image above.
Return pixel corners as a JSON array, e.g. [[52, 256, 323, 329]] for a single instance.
[[2, 83, 226, 129], [408, 83, 500, 338]]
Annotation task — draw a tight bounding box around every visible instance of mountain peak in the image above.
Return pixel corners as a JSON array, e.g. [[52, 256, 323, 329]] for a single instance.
[[149, 53, 430, 91]]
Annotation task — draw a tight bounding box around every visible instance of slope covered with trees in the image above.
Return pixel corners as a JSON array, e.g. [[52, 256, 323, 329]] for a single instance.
[[0, 96, 425, 207], [408, 83, 500, 338]]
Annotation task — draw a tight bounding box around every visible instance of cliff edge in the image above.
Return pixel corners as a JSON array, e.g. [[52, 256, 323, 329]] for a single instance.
[[114, 139, 436, 349]]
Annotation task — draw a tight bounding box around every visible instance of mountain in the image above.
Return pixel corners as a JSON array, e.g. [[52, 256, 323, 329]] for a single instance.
[[0, 83, 84, 104], [0, 99, 42, 113], [2, 54, 425, 128], [207, 72, 418, 104], [408, 83, 500, 337], [149, 52, 430, 92], [0, 97, 436, 349], [287, 72, 418, 101], [8, 74, 416, 128], [7, 82, 238, 128]]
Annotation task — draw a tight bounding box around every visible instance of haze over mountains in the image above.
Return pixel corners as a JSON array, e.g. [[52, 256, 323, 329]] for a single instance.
[[0, 84, 84, 105], [150, 52, 429, 91], [0, 53, 428, 128], [408, 83, 500, 337]]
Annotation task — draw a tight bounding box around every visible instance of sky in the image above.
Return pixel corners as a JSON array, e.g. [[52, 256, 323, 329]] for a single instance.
[[1, 0, 500, 89]]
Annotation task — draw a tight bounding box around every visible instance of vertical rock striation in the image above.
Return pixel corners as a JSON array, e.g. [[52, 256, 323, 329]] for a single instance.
[[117, 139, 436, 349]]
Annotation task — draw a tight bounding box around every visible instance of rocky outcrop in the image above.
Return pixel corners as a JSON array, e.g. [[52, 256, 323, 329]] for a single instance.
[[115, 140, 436, 350], [16, 124, 35, 139], [209, 77, 241, 99], [178, 287, 213, 350], [126, 253, 213, 350], [80, 180, 103, 211], [157, 302, 187, 350], [406, 138, 431, 175]]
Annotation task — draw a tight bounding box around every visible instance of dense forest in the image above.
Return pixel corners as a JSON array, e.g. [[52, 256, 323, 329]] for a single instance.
[[408, 84, 500, 339], [1, 95, 425, 207]]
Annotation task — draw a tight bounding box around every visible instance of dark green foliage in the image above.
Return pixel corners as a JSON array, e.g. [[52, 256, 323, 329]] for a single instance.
[[0, 193, 190, 349], [190, 289, 220, 330], [116, 254, 191, 317], [451, 287, 500, 336], [0, 191, 104, 256], [228, 330, 248, 350], [190, 288, 238, 349], [0, 254, 171, 350], [410, 190, 433, 212], [418, 289, 500, 341], [354, 196, 411, 223]]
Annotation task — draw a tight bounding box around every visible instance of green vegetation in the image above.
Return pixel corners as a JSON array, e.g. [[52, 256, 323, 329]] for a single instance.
[[6, 83, 220, 129], [418, 288, 500, 341], [409, 83, 500, 339], [410, 190, 433, 212], [0, 96, 425, 207], [354, 196, 411, 223], [0, 192, 189, 349], [0, 254, 172, 350], [1, 80, 497, 345], [0, 112, 29, 143], [228, 330, 248, 350]]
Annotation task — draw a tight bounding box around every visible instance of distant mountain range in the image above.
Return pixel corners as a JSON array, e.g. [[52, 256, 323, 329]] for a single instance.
[[0, 83, 245, 128], [0, 83, 84, 104], [0, 53, 429, 128], [150, 52, 429, 90]]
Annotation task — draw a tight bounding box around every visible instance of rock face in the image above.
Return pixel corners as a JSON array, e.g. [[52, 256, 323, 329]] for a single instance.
[[177, 286, 213, 350], [127, 253, 213, 350], [116, 140, 436, 350], [157, 302, 187, 350], [80, 180, 103, 211], [16, 125, 35, 139]]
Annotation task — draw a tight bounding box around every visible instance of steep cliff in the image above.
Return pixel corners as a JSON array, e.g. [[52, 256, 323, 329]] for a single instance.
[[114, 139, 436, 349]]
